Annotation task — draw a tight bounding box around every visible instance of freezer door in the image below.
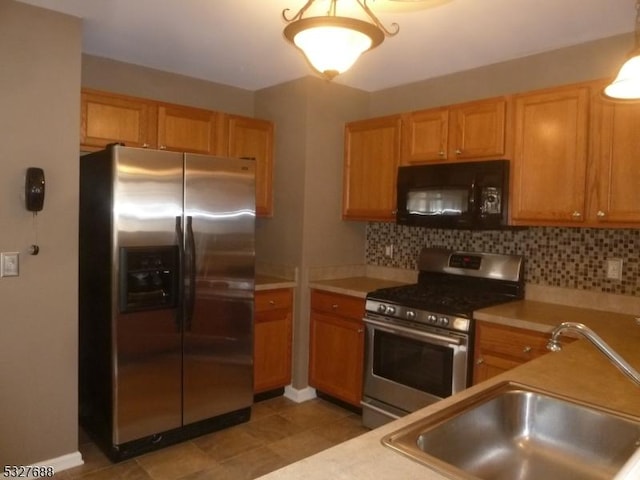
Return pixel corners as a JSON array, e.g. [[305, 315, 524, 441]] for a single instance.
[[182, 154, 255, 425], [112, 147, 184, 444]]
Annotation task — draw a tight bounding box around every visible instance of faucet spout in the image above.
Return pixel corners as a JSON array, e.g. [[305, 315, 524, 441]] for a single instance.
[[547, 321, 640, 387]]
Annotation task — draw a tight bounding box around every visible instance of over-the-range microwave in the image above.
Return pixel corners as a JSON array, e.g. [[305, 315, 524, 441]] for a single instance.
[[396, 159, 511, 230]]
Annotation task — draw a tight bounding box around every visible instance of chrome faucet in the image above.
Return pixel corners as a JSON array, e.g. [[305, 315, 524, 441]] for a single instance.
[[547, 321, 640, 387]]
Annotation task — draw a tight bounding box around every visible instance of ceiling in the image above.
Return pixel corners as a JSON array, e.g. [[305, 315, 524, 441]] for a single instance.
[[17, 0, 635, 92]]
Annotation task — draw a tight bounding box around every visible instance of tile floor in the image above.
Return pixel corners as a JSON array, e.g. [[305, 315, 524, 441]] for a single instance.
[[55, 396, 368, 480]]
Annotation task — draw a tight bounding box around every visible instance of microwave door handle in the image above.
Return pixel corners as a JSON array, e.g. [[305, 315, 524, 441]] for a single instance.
[[363, 317, 462, 346], [470, 179, 476, 209]]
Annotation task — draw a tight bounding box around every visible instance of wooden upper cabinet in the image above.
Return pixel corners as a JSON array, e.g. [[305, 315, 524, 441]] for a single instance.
[[588, 84, 640, 226], [81, 89, 157, 150], [157, 104, 220, 155], [343, 115, 402, 221], [511, 85, 590, 225], [450, 98, 507, 160], [226, 115, 275, 217], [401, 98, 508, 165], [81, 89, 221, 154], [401, 108, 449, 163]]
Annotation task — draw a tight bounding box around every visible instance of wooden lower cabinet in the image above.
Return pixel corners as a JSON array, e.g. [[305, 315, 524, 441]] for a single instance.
[[254, 289, 293, 393], [309, 290, 365, 407], [473, 321, 564, 384]]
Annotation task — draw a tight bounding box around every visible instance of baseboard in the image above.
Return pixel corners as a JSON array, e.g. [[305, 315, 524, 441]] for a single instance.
[[31, 451, 83, 477], [284, 385, 317, 403]]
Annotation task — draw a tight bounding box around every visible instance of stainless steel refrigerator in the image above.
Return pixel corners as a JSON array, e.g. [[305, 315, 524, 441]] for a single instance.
[[79, 145, 255, 461]]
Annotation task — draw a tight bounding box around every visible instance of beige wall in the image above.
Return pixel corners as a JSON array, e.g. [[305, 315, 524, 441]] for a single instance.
[[369, 33, 632, 116], [82, 54, 255, 116], [0, 1, 81, 465], [1, 2, 635, 463], [255, 77, 369, 388]]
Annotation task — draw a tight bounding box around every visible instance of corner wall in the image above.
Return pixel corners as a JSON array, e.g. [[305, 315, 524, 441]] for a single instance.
[[255, 77, 370, 388], [0, 1, 81, 465]]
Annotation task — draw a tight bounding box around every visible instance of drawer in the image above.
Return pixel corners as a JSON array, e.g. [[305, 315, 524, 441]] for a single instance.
[[255, 288, 293, 313], [310, 289, 364, 320], [476, 322, 550, 361]]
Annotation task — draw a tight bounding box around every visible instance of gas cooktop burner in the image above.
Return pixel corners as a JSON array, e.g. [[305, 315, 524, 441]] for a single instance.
[[367, 283, 519, 316], [365, 248, 525, 330]]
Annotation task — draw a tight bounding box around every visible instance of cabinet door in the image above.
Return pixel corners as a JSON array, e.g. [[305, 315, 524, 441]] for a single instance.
[[227, 115, 274, 217], [472, 321, 569, 385], [401, 108, 449, 164], [309, 312, 364, 407], [589, 92, 640, 225], [81, 90, 157, 151], [473, 352, 521, 384], [511, 86, 589, 224], [254, 289, 293, 393], [451, 99, 507, 160], [343, 115, 402, 221], [157, 104, 220, 155]]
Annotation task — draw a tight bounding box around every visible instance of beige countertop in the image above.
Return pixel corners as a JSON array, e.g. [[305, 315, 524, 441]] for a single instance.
[[255, 274, 296, 291], [308, 276, 408, 299], [257, 300, 640, 480]]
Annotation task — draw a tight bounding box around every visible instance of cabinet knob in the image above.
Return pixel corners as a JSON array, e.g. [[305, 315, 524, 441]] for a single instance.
[[332, 304, 339, 309], [141, 143, 150, 148], [455, 149, 462, 155], [159, 145, 167, 150], [597, 210, 606, 218], [439, 151, 445, 157], [523, 346, 532, 354], [571, 211, 582, 219], [476, 358, 484, 365], [269, 300, 276, 306]]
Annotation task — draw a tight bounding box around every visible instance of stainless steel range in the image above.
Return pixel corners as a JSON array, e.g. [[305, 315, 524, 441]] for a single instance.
[[362, 247, 524, 429]]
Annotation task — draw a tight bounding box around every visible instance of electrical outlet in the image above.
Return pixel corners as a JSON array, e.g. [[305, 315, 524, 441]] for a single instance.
[[1, 252, 19, 277], [606, 258, 623, 281], [384, 244, 394, 258]]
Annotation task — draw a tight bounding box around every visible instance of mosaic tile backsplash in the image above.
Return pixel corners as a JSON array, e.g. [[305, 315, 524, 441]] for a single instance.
[[366, 224, 640, 297]]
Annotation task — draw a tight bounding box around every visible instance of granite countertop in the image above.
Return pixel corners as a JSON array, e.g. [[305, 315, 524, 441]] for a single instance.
[[257, 300, 640, 480]]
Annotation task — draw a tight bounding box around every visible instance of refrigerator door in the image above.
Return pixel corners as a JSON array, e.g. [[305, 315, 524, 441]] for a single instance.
[[112, 146, 184, 444], [182, 154, 255, 425]]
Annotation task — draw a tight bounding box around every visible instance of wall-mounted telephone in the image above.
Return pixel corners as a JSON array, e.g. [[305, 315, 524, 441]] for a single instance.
[[25, 167, 45, 212]]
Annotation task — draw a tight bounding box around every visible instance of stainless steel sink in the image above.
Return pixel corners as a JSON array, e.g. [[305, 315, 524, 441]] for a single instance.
[[382, 382, 640, 480]]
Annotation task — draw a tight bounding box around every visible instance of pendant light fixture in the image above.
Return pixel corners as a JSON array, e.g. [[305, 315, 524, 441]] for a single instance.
[[604, 0, 640, 101], [282, 0, 399, 80]]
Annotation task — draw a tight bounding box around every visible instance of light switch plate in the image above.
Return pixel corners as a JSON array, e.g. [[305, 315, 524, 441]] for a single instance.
[[1, 252, 19, 277]]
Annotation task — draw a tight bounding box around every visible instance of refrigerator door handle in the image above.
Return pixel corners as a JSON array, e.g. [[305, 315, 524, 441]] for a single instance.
[[185, 215, 197, 331], [175, 216, 184, 332]]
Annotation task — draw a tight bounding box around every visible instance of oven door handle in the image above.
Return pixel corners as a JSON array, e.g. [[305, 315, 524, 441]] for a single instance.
[[363, 317, 463, 346]]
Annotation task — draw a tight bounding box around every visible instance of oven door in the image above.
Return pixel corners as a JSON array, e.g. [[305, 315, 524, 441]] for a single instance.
[[362, 316, 469, 426]]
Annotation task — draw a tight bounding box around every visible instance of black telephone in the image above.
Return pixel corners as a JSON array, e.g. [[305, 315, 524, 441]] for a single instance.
[[25, 167, 45, 212]]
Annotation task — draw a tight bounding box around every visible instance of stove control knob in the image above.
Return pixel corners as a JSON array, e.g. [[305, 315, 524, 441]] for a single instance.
[[406, 310, 416, 320], [439, 316, 450, 326], [377, 304, 387, 314], [386, 306, 396, 315], [427, 314, 437, 324]]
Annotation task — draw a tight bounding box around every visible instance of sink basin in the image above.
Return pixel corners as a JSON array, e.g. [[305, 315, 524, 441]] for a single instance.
[[382, 382, 640, 480]]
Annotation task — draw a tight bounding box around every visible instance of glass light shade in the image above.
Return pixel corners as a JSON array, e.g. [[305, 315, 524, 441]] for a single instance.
[[284, 16, 384, 79], [294, 26, 372, 77], [604, 52, 640, 100]]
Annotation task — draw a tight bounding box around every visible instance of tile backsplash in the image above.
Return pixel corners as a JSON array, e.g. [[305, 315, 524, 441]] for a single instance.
[[366, 224, 640, 297]]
